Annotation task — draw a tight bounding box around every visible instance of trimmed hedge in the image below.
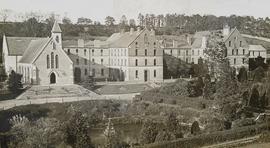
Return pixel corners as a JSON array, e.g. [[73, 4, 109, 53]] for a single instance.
[[137, 123, 269, 148]]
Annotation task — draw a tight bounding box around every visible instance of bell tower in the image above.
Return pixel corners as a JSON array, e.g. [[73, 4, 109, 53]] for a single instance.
[[51, 21, 62, 48]]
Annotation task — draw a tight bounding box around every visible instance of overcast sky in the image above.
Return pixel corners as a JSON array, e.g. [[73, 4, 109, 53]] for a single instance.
[[1, 0, 270, 23]]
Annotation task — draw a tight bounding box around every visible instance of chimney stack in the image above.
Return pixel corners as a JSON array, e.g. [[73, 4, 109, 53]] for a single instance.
[[130, 28, 134, 34], [223, 24, 230, 36], [78, 39, 84, 47]]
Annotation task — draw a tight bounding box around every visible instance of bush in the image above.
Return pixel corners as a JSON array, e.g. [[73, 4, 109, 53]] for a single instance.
[[7, 70, 22, 93], [191, 121, 200, 135], [139, 120, 159, 144]]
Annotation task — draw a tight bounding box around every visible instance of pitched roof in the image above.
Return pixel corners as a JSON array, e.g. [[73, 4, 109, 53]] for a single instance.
[[107, 29, 145, 48], [52, 21, 62, 33], [193, 31, 211, 38], [249, 45, 267, 51], [19, 38, 50, 63], [6, 37, 46, 56], [223, 27, 237, 42]]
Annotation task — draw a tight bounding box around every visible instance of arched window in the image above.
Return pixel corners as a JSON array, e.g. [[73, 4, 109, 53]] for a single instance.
[[67, 49, 70, 55], [154, 59, 156, 66], [55, 55, 59, 68], [47, 55, 50, 69], [53, 42, 56, 49], [51, 52, 54, 68], [135, 59, 138, 66], [56, 35, 59, 43]]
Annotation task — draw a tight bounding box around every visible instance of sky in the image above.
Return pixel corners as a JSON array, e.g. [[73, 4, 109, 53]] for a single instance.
[[1, 0, 270, 23]]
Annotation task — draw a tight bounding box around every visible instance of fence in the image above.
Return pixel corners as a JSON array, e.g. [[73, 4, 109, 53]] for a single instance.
[[0, 93, 136, 111]]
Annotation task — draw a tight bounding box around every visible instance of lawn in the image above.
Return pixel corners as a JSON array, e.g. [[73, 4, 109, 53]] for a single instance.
[[0, 89, 25, 101], [93, 83, 153, 95]]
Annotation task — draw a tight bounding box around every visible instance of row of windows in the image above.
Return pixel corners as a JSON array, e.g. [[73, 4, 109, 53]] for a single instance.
[[111, 59, 127, 66], [47, 53, 59, 69], [135, 41, 156, 47], [111, 49, 127, 56], [135, 70, 157, 78], [135, 59, 157, 66], [79, 68, 105, 76], [169, 49, 189, 56], [67, 49, 104, 56], [233, 58, 245, 65], [228, 40, 243, 47], [135, 49, 157, 56], [232, 49, 246, 55]]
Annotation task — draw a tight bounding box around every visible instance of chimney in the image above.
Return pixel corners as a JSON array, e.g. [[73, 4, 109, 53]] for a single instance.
[[150, 28, 155, 36], [137, 27, 141, 32], [130, 28, 134, 34], [78, 39, 84, 47], [201, 36, 207, 48], [120, 29, 125, 34], [223, 24, 230, 36], [173, 40, 178, 48]]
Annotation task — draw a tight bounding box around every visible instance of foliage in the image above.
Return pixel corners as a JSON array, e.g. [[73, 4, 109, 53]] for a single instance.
[[237, 67, 248, 82], [191, 121, 200, 135], [7, 70, 22, 93], [64, 108, 93, 148], [139, 120, 159, 144], [253, 66, 265, 82], [155, 129, 176, 142]]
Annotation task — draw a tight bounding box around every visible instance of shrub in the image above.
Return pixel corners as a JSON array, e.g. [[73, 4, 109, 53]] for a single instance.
[[191, 121, 200, 135], [139, 120, 159, 144], [155, 129, 176, 142], [7, 70, 22, 93]]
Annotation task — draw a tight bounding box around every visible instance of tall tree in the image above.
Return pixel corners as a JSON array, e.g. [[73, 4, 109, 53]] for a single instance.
[[129, 19, 136, 27], [0, 9, 12, 22], [105, 16, 115, 26], [77, 17, 92, 25]]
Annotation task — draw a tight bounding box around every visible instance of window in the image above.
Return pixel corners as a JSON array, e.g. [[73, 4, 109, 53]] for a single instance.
[[170, 50, 172, 55], [145, 49, 147, 56], [154, 49, 156, 56], [242, 58, 245, 64], [192, 58, 194, 63], [51, 52, 54, 68], [186, 50, 188, 56], [192, 50, 194, 55], [135, 49, 138, 56], [76, 49, 78, 54], [135, 70, 138, 78], [154, 42, 156, 46], [154, 59, 156, 66], [101, 69, 104, 76], [84, 59, 87, 65], [76, 59, 79, 65], [55, 55, 59, 68], [101, 49, 103, 56], [154, 70, 156, 78], [92, 58, 95, 65], [145, 59, 147, 66], [85, 69, 87, 75], [56, 36, 59, 43], [243, 49, 245, 55], [232, 49, 234, 55], [186, 58, 188, 63], [101, 59, 104, 65], [234, 58, 236, 65], [53, 42, 56, 49], [236, 49, 238, 55], [198, 50, 200, 55], [47, 55, 50, 69], [229, 41, 231, 47], [92, 49, 94, 56], [240, 41, 242, 47], [125, 59, 127, 66], [135, 59, 138, 66], [253, 51, 255, 56], [259, 51, 261, 56], [121, 59, 123, 66], [67, 49, 70, 55], [92, 69, 95, 77], [84, 49, 87, 56]]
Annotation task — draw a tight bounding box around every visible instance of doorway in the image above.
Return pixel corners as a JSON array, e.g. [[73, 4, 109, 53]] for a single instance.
[[50, 72, 56, 84]]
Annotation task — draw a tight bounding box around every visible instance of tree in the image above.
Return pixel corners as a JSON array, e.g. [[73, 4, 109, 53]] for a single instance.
[[77, 17, 92, 25], [105, 16, 115, 26], [0, 9, 12, 22], [129, 19, 136, 27], [65, 109, 93, 148], [155, 129, 176, 142], [62, 17, 72, 24], [191, 121, 200, 135], [7, 70, 22, 93], [138, 13, 144, 26], [119, 15, 128, 26], [104, 118, 118, 148], [139, 120, 158, 144], [237, 67, 248, 82]]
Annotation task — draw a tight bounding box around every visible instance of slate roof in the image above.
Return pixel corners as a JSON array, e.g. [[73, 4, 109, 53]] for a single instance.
[[52, 21, 62, 33], [107, 29, 144, 48], [248, 45, 266, 51], [19, 38, 50, 63], [6, 37, 46, 56]]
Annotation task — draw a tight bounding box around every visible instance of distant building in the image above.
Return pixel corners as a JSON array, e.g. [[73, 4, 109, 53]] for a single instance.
[[63, 27, 163, 83], [2, 21, 74, 85], [2, 22, 163, 85]]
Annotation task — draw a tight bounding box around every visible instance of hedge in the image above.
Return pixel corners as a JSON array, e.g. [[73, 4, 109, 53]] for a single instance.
[[137, 123, 269, 148]]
